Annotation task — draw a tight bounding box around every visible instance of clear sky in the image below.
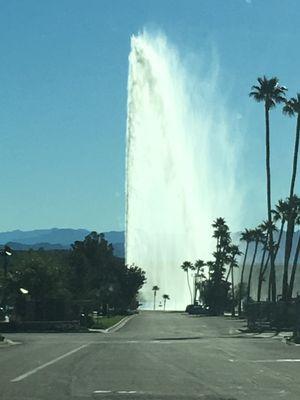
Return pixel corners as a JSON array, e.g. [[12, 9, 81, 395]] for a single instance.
[[0, 0, 299, 232]]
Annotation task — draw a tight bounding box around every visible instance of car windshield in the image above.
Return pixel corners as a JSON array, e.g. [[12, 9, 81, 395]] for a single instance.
[[1, 1, 300, 399]]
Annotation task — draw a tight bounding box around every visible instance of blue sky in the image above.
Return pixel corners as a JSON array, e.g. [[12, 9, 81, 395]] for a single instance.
[[0, 0, 299, 232]]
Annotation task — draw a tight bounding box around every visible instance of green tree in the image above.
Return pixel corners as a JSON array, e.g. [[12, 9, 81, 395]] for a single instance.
[[69, 232, 145, 314], [289, 213, 300, 298], [202, 218, 232, 315], [152, 285, 159, 310], [271, 197, 292, 301], [281, 196, 300, 301], [272, 199, 289, 261], [180, 261, 194, 304], [227, 244, 241, 317], [247, 228, 264, 301], [194, 259, 206, 303], [7, 252, 71, 320], [256, 235, 268, 302], [162, 294, 170, 311], [238, 229, 252, 316], [257, 220, 279, 301], [250, 76, 287, 302], [283, 94, 300, 198]]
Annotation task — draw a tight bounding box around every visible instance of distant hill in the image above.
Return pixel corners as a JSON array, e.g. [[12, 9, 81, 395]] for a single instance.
[[0, 228, 125, 257], [2, 227, 299, 262], [5, 242, 66, 251], [0, 228, 90, 246]]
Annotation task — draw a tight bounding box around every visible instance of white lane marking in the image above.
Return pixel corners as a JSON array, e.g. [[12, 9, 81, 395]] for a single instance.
[[93, 390, 140, 395], [93, 390, 112, 394], [229, 358, 300, 363], [11, 343, 90, 382], [117, 391, 137, 394], [254, 359, 300, 363]]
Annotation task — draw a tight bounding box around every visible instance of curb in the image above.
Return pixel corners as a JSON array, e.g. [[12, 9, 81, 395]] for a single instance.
[[89, 314, 136, 334]]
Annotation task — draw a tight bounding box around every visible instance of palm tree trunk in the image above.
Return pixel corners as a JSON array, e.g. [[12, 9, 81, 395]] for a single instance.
[[186, 271, 192, 304], [226, 268, 230, 282], [238, 242, 249, 316], [265, 219, 285, 301], [288, 233, 300, 299], [275, 220, 285, 262], [231, 265, 235, 317], [163, 299, 166, 311], [193, 267, 200, 304], [153, 292, 156, 311], [290, 114, 300, 198], [283, 219, 294, 300], [247, 241, 259, 301], [257, 246, 268, 302], [283, 114, 300, 300], [265, 104, 276, 302]]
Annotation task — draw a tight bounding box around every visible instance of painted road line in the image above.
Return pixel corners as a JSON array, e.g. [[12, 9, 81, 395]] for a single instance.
[[93, 390, 112, 394], [11, 343, 90, 382], [117, 391, 137, 394], [229, 358, 300, 363], [93, 390, 140, 395], [253, 359, 300, 363]]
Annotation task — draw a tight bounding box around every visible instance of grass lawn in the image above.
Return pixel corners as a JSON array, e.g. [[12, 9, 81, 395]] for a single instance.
[[91, 315, 125, 330]]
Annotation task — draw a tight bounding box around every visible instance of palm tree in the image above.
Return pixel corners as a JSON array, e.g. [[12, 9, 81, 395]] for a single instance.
[[212, 218, 228, 250], [152, 285, 159, 310], [257, 239, 268, 302], [238, 229, 253, 316], [258, 220, 279, 301], [281, 196, 300, 300], [247, 228, 264, 301], [272, 199, 289, 261], [228, 244, 241, 317], [282, 95, 300, 301], [275, 197, 296, 301], [194, 259, 205, 303], [284, 199, 300, 301], [256, 209, 285, 302], [289, 212, 300, 298], [250, 76, 287, 302], [256, 220, 273, 302], [181, 261, 194, 304], [283, 94, 300, 197], [206, 261, 214, 281], [162, 294, 170, 311], [195, 259, 205, 275]]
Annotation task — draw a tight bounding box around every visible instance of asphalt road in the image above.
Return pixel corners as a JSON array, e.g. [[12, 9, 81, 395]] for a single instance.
[[1, 311, 300, 400]]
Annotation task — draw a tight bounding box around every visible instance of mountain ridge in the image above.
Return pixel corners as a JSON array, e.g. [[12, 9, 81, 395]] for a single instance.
[[0, 228, 125, 257]]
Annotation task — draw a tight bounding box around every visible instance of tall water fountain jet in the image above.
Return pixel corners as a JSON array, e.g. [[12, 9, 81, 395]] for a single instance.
[[126, 32, 241, 310]]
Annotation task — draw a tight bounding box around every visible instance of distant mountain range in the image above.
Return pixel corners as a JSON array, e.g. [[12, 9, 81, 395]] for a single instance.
[[0, 228, 125, 257], [1, 228, 299, 264]]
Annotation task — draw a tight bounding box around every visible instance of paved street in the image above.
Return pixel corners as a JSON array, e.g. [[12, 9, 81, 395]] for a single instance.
[[1, 311, 300, 400]]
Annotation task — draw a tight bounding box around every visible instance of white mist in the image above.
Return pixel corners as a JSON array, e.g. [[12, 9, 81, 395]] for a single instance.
[[125, 32, 240, 310]]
